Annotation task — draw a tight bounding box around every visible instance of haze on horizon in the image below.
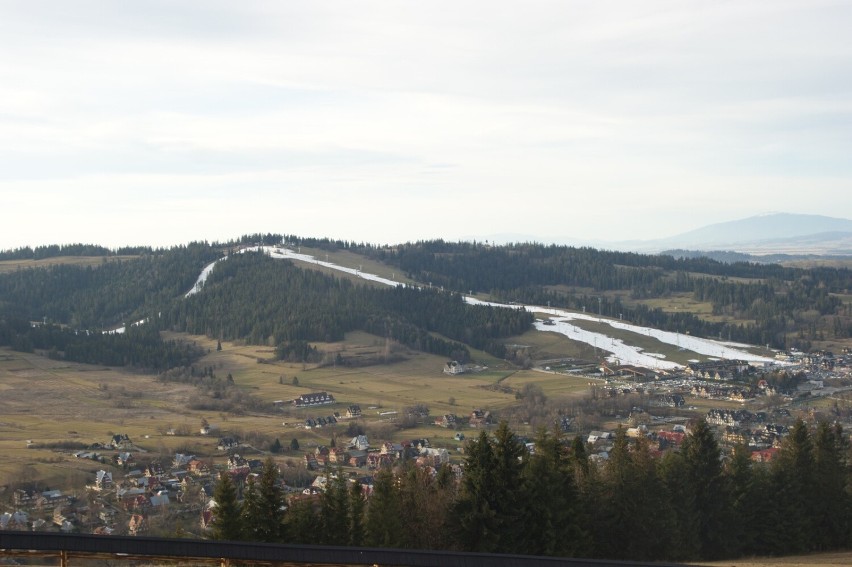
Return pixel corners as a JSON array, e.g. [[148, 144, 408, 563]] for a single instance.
[[2, 1, 851, 250]]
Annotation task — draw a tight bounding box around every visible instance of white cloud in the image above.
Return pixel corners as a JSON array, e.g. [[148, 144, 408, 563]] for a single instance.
[[1, 1, 850, 249]]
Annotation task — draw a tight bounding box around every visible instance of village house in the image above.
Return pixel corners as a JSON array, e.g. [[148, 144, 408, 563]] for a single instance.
[[443, 360, 465, 375], [328, 447, 349, 464], [110, 434, 132, 449], [217, 437, 240, 451], [348, 435, 370, 451], [0, 511, 29, 531], [348, 450, 368, 468], [435, 414, 458, 428], [346, 404, 362, 418], [293, 392, 335, 407], [91, 470, 113, 492], [469, 409, 493, 428], [587, 431, 614, 445], [115, 452, 134, 467]]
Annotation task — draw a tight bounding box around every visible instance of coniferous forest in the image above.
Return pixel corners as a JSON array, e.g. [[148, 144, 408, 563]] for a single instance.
[[211, 419, 851, 562], [0, 236, 850, 368]]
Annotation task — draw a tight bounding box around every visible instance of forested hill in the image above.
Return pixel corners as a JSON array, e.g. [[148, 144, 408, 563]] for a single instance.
[[1, 235, 850, 367], [295, 237, 852, 350], [0, 244, 531, 367], [167, 251, 531, 361]]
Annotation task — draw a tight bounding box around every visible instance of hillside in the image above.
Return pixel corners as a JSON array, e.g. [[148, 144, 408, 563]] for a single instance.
[[1, 234, 851, 370]]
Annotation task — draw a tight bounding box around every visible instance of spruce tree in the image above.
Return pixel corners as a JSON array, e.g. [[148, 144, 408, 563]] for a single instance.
[[211, 472, 242, 541], [348, 481, 366, 546], [680, 419, 732, 559], [772, 419, 816, 554], [453, 430, 499, 552], [365, 468, 403, 547]]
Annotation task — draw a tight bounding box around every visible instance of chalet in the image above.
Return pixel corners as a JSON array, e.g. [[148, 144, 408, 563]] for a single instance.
[[140, 462, 163, 478], [293, 392, 335, 407], [706, 409, 754, 427], [367, 453, 393, 469], [587, 431, 613, 445], [686, 360, 751, 378], [227, 454, 248, 469], [348, 435, 370, 451], [110, 434, 132, 449], [435, 414, 458, 428], [328, 447, 349, 464], [0, 511, 29, 531], [418, 448, 450, 467], [93, 470, 113, 491], [651, 394, 685, 408], [380, 442, 405, 460], [346, 405, 362, 418], [348, 450, 368, 468], [115, 452, 134, 467], [443, 361, 465, 375], [469, 409, 493, 428], [751, 447, 779, 463], [304, 453, 319, 470], [186, 460, 209, 476], [174, 453, 196, 468], [217, 437, 240, 451], [12, 489, 37, 507]]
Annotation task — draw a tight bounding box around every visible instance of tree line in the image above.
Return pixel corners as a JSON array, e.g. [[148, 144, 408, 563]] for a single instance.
[[163, 251, 531, 360], [347, 239, 849, 349], [212, 419, 852, 562]]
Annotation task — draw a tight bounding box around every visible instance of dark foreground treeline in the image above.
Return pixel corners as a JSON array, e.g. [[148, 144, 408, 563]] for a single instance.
[[211, 419, 852, 562]]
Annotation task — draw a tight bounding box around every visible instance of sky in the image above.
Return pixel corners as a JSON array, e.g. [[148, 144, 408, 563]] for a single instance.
[[2, 1, 851, 250]]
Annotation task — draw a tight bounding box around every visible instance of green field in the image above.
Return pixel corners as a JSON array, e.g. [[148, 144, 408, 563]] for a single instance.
[[0, 255, 140, 274]]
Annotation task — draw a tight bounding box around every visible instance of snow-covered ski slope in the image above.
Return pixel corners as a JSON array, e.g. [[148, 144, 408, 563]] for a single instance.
[[187, 246, 780, 370]]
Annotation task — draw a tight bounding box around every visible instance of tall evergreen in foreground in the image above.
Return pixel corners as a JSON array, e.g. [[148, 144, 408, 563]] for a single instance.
[[211, 472, 242, 541]]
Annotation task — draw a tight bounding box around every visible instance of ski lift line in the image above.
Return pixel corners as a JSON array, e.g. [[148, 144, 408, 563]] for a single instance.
[[186, 245, 778, 367]]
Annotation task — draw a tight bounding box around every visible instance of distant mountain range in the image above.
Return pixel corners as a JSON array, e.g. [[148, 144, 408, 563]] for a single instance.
[[621, 213, 852, 256], [480, 213, 852, 259]]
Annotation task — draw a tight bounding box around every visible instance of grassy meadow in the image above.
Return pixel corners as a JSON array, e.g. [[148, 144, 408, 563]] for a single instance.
[[0, 325, 601, 489]]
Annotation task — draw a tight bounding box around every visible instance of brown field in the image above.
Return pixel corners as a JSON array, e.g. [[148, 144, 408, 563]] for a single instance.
[[2, 326, 601, 489], [0, 255, 140, 273]]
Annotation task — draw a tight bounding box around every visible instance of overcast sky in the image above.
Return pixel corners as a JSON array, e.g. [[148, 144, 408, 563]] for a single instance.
[[2, 1, 851, 249]]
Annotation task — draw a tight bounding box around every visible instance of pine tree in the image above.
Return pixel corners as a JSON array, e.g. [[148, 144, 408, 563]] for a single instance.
[[453, 430, 499, 552], [680, 419, 732, 559], [348, 481, 366, 546], [239, 476, 262, 541], [772, 419, 816, 554], [813, 422, 851, 550], [365, 468, 403, 547], [211, 472, 242, 541], [240, 459, 285, 543], [516, 428, 588, 557], [319, 470, 350, 545]]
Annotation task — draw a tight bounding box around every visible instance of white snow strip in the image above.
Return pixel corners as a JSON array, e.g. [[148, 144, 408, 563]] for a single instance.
[[184, 245, 783, 370]]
